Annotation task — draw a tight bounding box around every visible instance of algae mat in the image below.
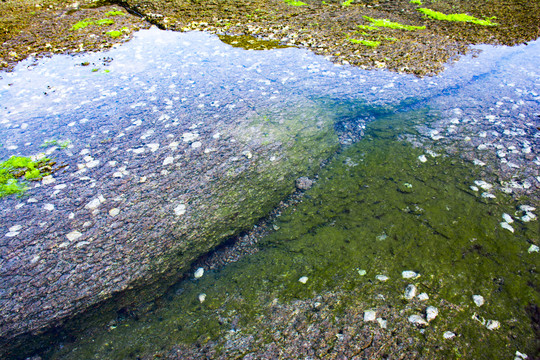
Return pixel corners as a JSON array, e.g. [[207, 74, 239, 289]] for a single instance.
[[51, 110, 539, 359]]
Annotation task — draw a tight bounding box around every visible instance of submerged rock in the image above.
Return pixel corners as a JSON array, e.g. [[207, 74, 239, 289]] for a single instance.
[[0, 95, 339, 357]]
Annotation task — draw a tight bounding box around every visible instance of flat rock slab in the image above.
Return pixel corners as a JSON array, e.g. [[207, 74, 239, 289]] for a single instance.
[[0, 29, 343, 354]]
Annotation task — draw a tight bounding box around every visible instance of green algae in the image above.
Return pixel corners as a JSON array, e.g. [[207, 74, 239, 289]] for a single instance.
[[41, 139, 70, 149], [363, 16, 426, 31], [106, 30, 122, 38], [283, 0, 308, 6], [105, 10, 125, 17], [348, 38, 380, 47], [71, 19, 93, 31], [341, 0, 353, 6], [0, 155, 49, 197], [418, 8, 498, 26], [410, 0, 422, 4], [49, 104, 539, 359], [95, 18, 115, 26]]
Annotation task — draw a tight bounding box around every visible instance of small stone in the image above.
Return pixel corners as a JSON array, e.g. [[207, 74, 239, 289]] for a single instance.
[[426, 306, 438, 322], [402, 270, 419, 279], [194, 267, 204, 279], [198, 293, 206, 303], [42, 175, 55, 185], [502, 213, 514, 223], [299, 276, 309, 284], [519, 205, 536, 212], [109, 208, 120, 217], [357, 269, 367, 276], [404, 284, 417, 300], [474, 180, 493, 190], [43, 203, 55, 211], [133, 148, 145, 154], [9, 225, 22, 232], [375, 275, 389, 282], [528, 245, 539, 253], [163, 156, 174, 166], [5, 232, 20, 237], [376, 317, 387, 329], [66, 231, 82, 241], [486, 320, 500, 330], [174, 204, 186, 216], [408, 314, 428, 326], [296, 177, 313, 190], [85, 198, 102, 210], [443, 331, 456, 339], [473, 295, 485, 307], [417, 293, 429, 301], [364, 310, 376, 322], [482, 192, 496, 199], [147, 143, 160, 152], [191, 141, 202, 148], [86, 160, 100, 168], [418, 155, 427, 163], [500, 222, 514, 233], [515, 350, 528, 359]]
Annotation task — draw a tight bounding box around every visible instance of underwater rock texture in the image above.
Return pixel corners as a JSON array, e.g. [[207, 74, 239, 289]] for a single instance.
[[0, 96, 338, 357]]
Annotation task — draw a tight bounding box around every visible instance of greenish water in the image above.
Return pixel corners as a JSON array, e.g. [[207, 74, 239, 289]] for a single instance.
[[52, 108, 539, 359]]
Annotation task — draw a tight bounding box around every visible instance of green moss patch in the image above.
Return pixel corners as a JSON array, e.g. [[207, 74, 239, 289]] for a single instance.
[[71, 20, 93, 31], [348, 38, 380, 47], [283, 0, 308, 6], [105, 10, 125, 17], [363, 16, 426, 30], [341, 0, 353, 6], [106, 30, 123, 38], [0, 156, 50, 198], [95, 18, 115, 26], [418, 8, 498, 26], [410, 0, 422, 5]]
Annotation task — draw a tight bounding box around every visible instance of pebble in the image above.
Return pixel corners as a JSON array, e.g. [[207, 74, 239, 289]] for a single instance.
[[375, 275, 389, 282], [9, 225, 22, 232], [402, 270, 419, 279], [500, 222, 514, 233], [482, 192, 496, 199], [417, 293, 429, 301], [364, 309, 376, 322], [357, 269, 367, 276], [299, 276, 309, 284], [515, 351, 528, 359], [473, 295, 485, 307], [43, 204, 55, 211], [404, 284, 417, 300], [194, 267, 204, 279], [502, 213, 513, 224], [42, 175, 55, 185], [198, 293, 206, 303], [474, 180, 493, 190], [66, 231, 82, 241], [163, 156, 174, 166], [443, 331, 456, 339], [376, 317, 387, 329], [408, 314, 428, 326], [418, 155, 427, 163], [85, 198, 102, 210], [426, 306, 438, 322], [109, 208, 120, 217], [485, 320, 500, 330], [174, 204, 186, 216], [528, 245, 539, 253]]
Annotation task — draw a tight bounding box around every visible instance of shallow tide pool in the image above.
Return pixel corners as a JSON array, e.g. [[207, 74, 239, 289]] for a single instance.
[[0, 27, 539, 359]]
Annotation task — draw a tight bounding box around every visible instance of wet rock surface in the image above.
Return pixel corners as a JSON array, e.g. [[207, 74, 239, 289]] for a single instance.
[[1, 0, 540, 75], [0, 9, 538, 360]]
